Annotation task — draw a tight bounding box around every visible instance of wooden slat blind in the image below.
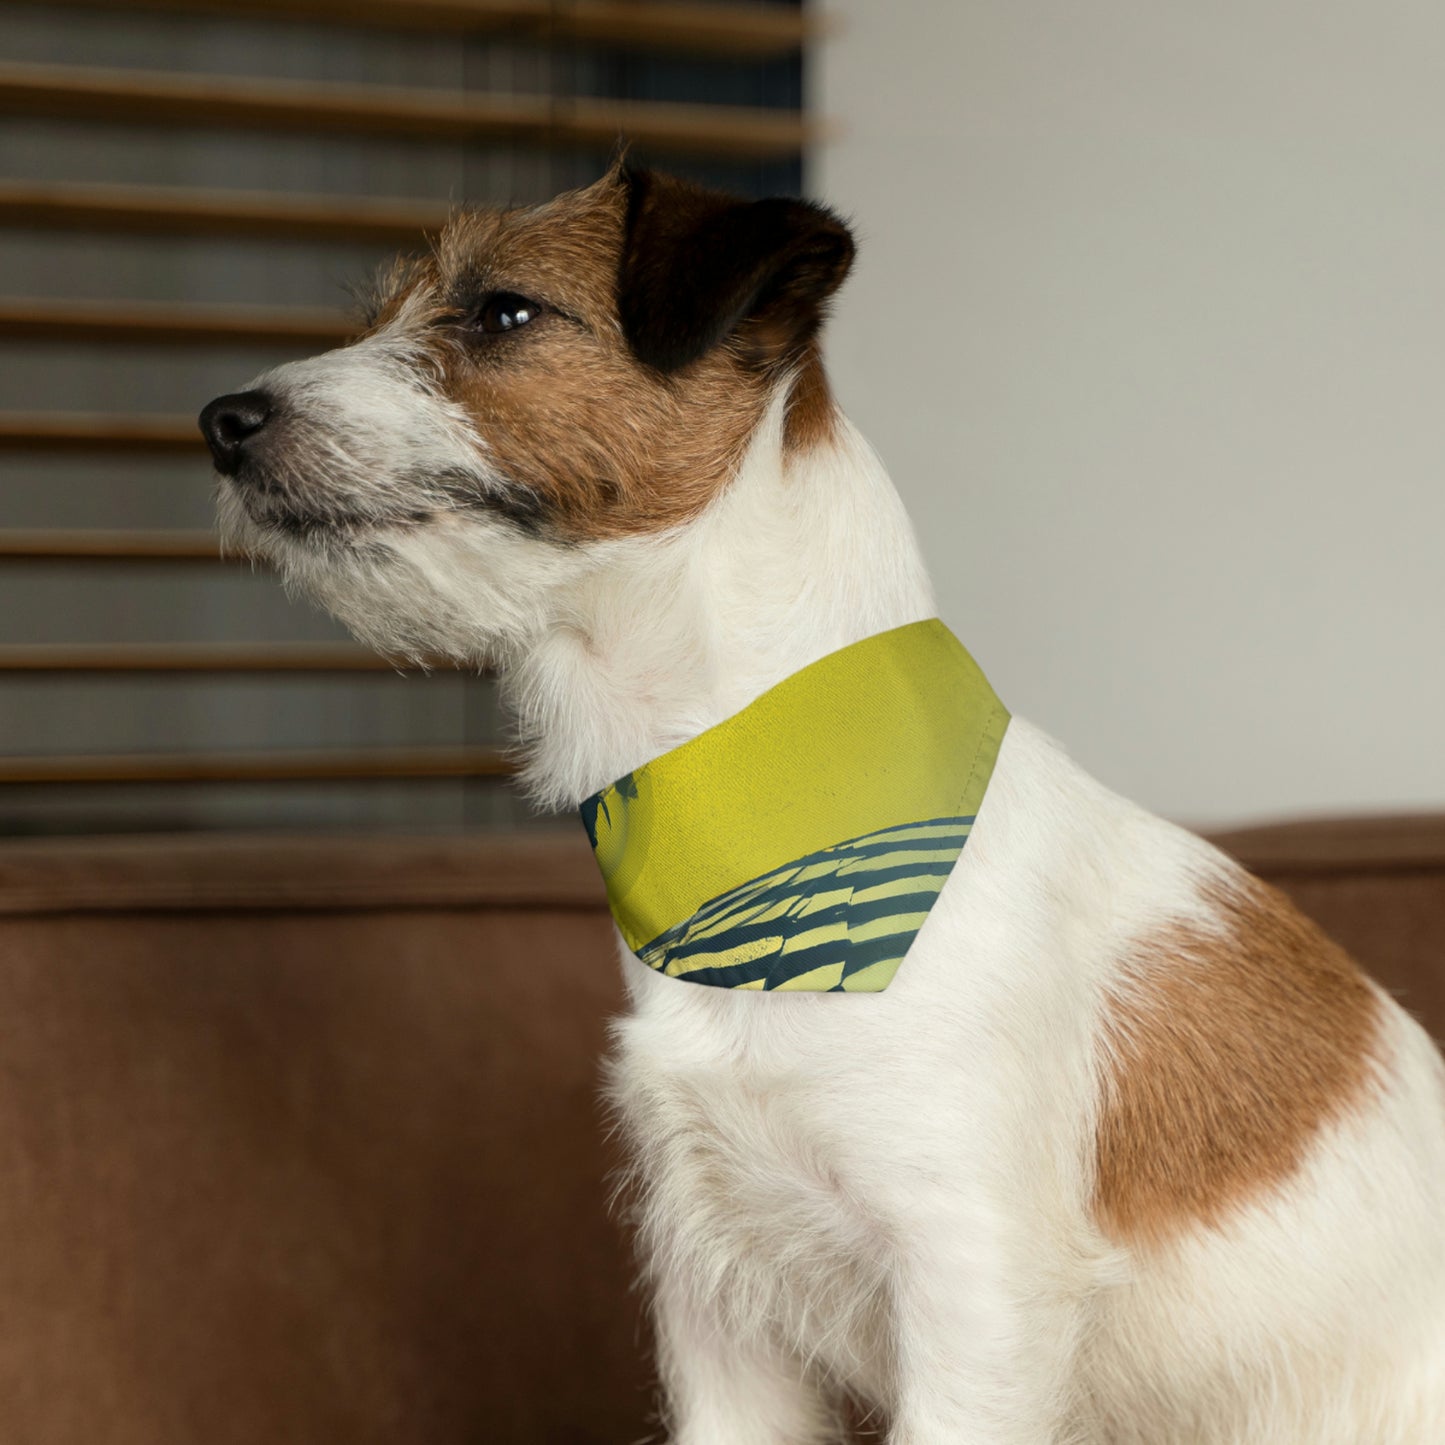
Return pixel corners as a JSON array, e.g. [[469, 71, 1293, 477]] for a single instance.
[[0, 644, 407, 672], [0, 0, 813, 828], [0, 181, 451, 245], [0, 530, 228, 562], [0, 298, 354, 348], [0, 747, 513, 785], [0, 62, 818, 162], [25, 0, 815, 58], [0, 413, 202, 453]]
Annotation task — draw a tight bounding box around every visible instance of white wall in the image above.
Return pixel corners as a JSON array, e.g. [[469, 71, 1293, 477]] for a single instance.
[[813, 1, 1445, 827]]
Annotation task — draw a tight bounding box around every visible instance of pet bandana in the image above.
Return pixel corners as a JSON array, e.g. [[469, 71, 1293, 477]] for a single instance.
[[579, 619, 1009, 993]]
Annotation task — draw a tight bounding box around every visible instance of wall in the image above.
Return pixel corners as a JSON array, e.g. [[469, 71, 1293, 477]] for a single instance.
[[813, 0, 1445, 826]]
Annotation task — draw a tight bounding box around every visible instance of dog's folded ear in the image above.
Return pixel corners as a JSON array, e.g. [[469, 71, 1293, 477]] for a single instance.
[[618, 166, 855, 376]]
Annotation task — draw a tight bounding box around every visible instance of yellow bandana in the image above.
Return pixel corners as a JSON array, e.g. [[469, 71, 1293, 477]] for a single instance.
[[580, 620, 1009, 992]]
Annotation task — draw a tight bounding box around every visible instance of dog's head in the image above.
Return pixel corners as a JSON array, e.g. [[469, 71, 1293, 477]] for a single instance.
[[199, 166, 854, 662]]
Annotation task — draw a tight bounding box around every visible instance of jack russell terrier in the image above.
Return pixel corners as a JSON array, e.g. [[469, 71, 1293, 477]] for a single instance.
[[200, 164, 1445, 1444]]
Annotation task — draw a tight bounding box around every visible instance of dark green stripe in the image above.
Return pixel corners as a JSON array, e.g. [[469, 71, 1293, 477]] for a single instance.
[[664, 858, 955, 943], [652, 888, 947, 969], [644, 864, 953, 955], [634, 816, 973, 990]]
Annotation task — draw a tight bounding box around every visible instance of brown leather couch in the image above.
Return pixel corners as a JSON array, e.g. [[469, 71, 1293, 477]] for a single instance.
[[0, 818, 1440, 1443]]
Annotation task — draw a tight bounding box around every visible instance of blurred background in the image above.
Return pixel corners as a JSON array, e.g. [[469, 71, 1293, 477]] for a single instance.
[[0, 4, 1442, 1443], [0, 0, 803, 837], [2, 1, 1440, 840], [2, 2, 1445, 838], [820, 1, 1445, 827]]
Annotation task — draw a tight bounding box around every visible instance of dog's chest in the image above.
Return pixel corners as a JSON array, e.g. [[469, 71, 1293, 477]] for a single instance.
[[611, 994, 893, 1385]]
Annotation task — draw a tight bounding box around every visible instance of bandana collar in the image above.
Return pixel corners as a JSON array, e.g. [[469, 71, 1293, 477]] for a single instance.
[[580, 620, 1009, 993]]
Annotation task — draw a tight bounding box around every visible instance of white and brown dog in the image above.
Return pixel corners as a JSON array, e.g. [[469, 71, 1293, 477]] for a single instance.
[[201, 166, 1445, 1443]]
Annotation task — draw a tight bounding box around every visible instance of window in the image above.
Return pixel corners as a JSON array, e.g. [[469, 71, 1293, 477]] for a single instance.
[[0, 0, 811, 834]]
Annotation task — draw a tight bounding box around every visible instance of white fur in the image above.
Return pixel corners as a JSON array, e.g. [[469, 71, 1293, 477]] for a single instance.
[[221, 351, 1445, 1443]]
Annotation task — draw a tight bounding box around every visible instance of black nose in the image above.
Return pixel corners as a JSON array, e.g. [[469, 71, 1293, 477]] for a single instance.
[[199, 390, 273, 475]]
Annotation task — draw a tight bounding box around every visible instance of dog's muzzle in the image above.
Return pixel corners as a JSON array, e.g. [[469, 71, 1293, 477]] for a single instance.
[[199, 390, 274, 476]]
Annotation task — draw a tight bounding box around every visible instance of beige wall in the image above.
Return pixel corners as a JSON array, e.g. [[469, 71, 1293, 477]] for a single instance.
[[814, 1, 1445, 826]]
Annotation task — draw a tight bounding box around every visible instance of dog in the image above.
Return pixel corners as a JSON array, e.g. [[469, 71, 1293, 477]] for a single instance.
[[200, 164, 1445, 1443]]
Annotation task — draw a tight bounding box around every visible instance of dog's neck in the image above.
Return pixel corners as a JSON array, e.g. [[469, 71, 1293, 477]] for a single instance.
[[506, 393, 937, 811]]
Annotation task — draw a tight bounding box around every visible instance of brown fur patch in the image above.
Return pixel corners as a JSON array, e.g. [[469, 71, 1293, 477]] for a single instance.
[[363, 170, 844, 541], [1094, 873, 1382, 1247], [783, 342, 839, 453]]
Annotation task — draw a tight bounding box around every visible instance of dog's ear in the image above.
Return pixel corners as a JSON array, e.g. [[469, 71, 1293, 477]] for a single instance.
[[618, 166, 855, 375]]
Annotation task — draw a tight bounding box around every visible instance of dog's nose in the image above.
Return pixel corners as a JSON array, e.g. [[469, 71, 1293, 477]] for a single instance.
[[199, 390, 273, 475]]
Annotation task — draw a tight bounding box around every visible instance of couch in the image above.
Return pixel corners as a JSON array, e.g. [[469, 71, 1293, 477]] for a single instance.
[[0, 818, 1439, 1442]]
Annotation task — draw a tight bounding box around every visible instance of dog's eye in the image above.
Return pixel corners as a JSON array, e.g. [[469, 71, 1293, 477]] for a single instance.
[[474, 292, 542, 335]]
